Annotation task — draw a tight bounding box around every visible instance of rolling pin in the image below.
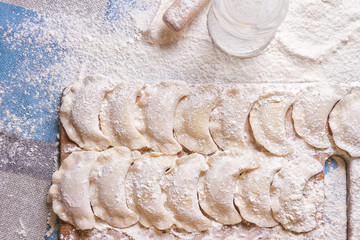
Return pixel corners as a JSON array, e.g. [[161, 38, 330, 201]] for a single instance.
[[163, 0, 211, 32]]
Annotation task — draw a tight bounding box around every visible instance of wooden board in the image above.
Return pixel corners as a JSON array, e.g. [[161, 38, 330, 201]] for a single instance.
[[59, 125, 129, 239], [58, 107, 328, 239]]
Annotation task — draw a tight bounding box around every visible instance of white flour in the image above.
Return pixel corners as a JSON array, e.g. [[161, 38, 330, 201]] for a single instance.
[[1, 0, 360, 137], [3, 0, 360, 84], [1, 0, 358, 239], [16, 218, 27, 238]]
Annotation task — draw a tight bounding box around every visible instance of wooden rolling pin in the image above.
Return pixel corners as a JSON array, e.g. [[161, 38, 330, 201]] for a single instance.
[[163, 0, 211, 32]]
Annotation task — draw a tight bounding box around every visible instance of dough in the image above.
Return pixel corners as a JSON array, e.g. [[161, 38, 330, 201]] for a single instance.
[[250, 93, 294, 156], [210, 85, 259, 150], [49, 151, 97, 230], [270, 156, 323, 233], [292, 85, 346, 149], [329, 91, 360, 157], [199, 149, 259, 225], [90, 147, 139, 228], [235, 155, 286, 227], [174, 84, 220, 154], [162, 154, 211, 232], [60, 75, 116, 151], [100, 80, 149, 150], [139, 81, 190, 154], [126, 153, 177, 230]]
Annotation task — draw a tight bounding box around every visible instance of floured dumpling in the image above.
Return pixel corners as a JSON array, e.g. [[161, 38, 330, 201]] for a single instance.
[[235, 154, 286, 227], [139, 81, 190, 154], [49, 151, 97, 230], [199, 149, 259, 225], [174, 84, 221, 154], [292, 85, 346, 149], [250, 93, 294, 156], [329, 91, 360, 157], [126, 153, 177, 230], [90, 147, 139, 228], [162, 154, 211, 232], [210, 85, 260, 150], [270, 156, 323, 233], [100, 80, 149, 150], [60, 75, 116, 151]]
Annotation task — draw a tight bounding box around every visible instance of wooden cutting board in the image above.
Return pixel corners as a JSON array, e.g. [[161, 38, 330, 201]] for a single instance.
[[57, 107, 331, 239]]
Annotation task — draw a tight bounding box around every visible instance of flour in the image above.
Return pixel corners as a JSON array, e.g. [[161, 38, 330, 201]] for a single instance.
[[16, 218, 28, 238], [324, 156, 347, 240], [278, 0, 360, 61], [141, 0, 184, 44], [45, 209, 58, 237], [0, 0, 358, 239], [1, 0, 360, 139]]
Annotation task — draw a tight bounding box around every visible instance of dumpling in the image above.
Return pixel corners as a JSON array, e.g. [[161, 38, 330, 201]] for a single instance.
[[100, 80, 149, 150], [250, 93, 294, 156], [329, 91, 360, 157], [235, 154, 286, 227], [162, 154, 211, 232], [49, 151, 97, 230], [138, 81, 190, 154], [126, 153, 177, 230], [90, 147, 139, 228], [60, 75, 116, 151], [174, 84, 221, 154], [292, 85, 346, 149], [209, 85, 260, 150], [199, 149, 259, 225], [270, 156, 323, 233]]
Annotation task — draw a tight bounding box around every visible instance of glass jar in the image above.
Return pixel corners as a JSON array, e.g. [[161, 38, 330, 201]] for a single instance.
[[207, 0, 289, 58]]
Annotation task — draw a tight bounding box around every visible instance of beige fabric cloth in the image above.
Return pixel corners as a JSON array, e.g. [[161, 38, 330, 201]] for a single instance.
[[0, 131, 58, 239], [0, 1, 107, 238]]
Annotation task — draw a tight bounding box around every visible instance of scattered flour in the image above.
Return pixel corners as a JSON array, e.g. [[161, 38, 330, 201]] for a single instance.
[[0, 0, 358, 239], [1, 0, 360, 138], [16, 218, 28, 238], [45, 209, 58, 237], [324, 156, 347, 240]]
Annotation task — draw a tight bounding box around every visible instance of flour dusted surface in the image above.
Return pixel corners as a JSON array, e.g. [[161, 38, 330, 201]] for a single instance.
[[1, 0, 360, 140], [1, 0, 357, 239]]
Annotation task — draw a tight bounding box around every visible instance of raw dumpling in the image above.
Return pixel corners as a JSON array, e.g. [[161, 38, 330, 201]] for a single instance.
[[210, 85, 259, 150], [292, 85, 346, 149], [235, 154, 286, 227], [174, 84, 221, 154], [49, 151, 97, 230], [60, 75, 116, 151], [329, 91, 360, 157], [100, 80, 149, 150], [90, 147, 139, 228], [162, 154, 211, 232], [270, 156, 323, 233], [139, 81, 190, 154], [126, 153, 177, 230], [199, 149, 259, 225], [250, 93, 294, 156]]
